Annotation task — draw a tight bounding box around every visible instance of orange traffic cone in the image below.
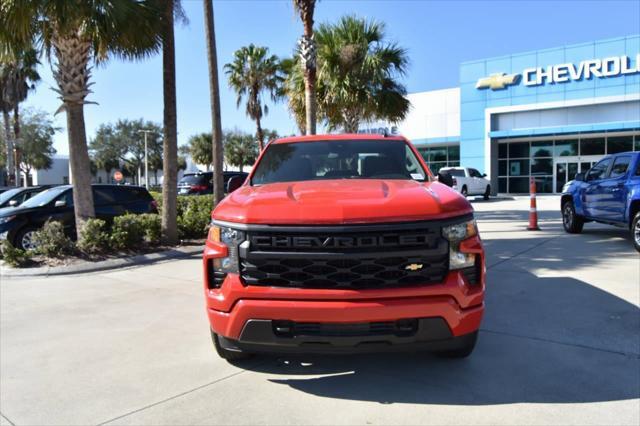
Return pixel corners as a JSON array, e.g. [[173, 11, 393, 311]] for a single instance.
[[527, 177, 540, 231]]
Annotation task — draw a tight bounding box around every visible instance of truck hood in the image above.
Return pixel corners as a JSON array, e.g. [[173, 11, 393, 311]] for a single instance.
[[213, 179, 473, 225]]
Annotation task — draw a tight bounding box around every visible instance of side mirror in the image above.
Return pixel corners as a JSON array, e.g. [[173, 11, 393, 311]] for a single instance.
[[437, 172, 454, 187], [54, 200, 66, 207], [482, 173, 487, 178], [226, 175, 245, 193], [574, 173, 585, 182], [8, 199, 18, 207]]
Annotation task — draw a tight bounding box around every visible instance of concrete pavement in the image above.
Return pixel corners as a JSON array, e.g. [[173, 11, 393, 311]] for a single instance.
[[1, 195, 638, 425]]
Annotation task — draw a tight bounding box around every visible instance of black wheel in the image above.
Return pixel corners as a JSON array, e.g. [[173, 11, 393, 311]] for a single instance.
[[436, 331, 478, 358], [483, 185, 491, 200], [211, 330, 252, 361], [461, 186, 468, 197], [632, 212, 640, 253], [15, 226, 39, 251], [562, 200, 584, 234]]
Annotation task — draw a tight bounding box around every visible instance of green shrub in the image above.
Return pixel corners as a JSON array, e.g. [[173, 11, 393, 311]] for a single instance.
[[110, 214, 145, 250], [0, 240, 30, 267], [78, 219, 110, 254], [138, 214, 161, 245], [177, 195, 213, 239], [33, 220, 74, 258]]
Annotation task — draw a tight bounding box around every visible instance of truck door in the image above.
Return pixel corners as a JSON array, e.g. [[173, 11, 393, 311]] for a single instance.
[[583, 157, 613, 218], [600, 155, 632, 222]]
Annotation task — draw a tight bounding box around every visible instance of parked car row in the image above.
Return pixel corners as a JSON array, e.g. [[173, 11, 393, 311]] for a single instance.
[[0, 185, 157, 250], [178, 171, 248, 195], [0, 185, 55, 208]]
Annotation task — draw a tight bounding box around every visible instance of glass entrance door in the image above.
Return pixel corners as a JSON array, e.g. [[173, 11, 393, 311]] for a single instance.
[[555, 161, 579, 193], [554, 156, 601, 193]]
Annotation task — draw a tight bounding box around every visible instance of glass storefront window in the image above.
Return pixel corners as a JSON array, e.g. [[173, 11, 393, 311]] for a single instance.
[[509, 142, 529, 158], [531, 141, 553, 158], [509, 177, 530, 193], [498, 144, 508, 159], [534, 176, 553, 194], [498, 160, 508, 176], [508, 159, 529, 176], [607, 136, 633, 154], [448, 145, 460, 162], [429, 147, 447, 162], [635, 135, 639, 151], [498, 178, 507, 193], [554, 139, 578, 156], [429, 162, 447, 173], [531, 158, 553, 175], [580, 137, 605, 156]]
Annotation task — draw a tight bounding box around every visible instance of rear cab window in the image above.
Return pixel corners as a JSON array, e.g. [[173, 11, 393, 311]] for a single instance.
[[608, 155, 631, 179]]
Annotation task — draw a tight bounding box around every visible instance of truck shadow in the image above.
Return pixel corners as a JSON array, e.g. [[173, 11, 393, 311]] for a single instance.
[[236, 236, 639, 406]]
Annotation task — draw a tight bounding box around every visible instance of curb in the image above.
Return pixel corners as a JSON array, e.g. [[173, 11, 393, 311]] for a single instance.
[[0, 245, 203, 278]]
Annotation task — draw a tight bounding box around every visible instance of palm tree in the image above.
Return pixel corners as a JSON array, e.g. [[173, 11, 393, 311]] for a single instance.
[[225, 45, 283, 151], [293, 0, 318, 135], [0, 0, 162, 237], [0, 48, 40, 186], [203, 0, 224, 205], [283, 15, 411, 133], [160, 0, 179, 245]]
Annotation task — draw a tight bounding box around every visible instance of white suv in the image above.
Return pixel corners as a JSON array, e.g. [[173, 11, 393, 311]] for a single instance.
[[439, 167, 491, 199]]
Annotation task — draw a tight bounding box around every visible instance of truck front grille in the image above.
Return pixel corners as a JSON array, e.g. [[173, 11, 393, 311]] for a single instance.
[[239, 221, 451, 290]]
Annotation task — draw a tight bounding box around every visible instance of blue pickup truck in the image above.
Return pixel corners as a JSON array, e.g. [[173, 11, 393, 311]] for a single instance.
[[561, 151, 640, 252]]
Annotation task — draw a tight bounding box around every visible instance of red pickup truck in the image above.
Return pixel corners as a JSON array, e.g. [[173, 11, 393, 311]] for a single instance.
[[203, 134, 485, 361]]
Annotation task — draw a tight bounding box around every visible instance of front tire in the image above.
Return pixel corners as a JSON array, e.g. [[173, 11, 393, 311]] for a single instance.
[[632, 212, 640, 253], [483, 185, 491, 200], [435, 331, 478, 358], [211, 330, 252, 362], [15, 226, 39, 251], [562, 200, 584, 234]]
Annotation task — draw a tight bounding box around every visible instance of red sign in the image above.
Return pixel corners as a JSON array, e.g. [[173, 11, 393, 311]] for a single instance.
[[113, 170, 124, 182]]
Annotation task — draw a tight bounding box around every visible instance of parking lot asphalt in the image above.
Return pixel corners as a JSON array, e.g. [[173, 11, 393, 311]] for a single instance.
[[1, 195, 639, 426]]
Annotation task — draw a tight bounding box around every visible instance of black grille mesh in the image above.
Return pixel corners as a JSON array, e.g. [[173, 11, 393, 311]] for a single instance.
[[240, 225, 449, 289]]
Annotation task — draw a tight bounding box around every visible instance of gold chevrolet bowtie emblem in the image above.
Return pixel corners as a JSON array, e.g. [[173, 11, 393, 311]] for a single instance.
[[475, 73, 520, 90], [405, 263, 423, 271]]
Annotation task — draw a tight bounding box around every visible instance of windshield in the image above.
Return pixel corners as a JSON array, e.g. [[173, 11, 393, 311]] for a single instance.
[[442, 169, 465, 177], [0, 188, 23, 204], [179, 174, 209, 185], [251, 140, 427, 185], [21, 186, 69, 208]]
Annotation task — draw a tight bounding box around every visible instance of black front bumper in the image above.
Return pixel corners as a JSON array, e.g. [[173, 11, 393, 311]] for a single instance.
[[216, 317, 476, 355]]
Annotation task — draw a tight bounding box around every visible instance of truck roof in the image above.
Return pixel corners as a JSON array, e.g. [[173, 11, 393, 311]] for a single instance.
[[271, 133, 407, 144]]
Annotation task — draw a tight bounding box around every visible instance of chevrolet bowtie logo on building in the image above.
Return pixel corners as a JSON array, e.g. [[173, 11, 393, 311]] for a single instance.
[[475, 72, 521, 90], [405, 263, 424, 271]]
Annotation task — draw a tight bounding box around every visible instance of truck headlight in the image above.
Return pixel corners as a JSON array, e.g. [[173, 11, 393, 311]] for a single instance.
[[208, 224, 245, 273], [442, 219, 478, 270]]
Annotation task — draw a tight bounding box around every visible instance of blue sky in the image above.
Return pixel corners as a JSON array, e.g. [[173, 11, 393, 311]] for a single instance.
[[24, 0, 640, 155]]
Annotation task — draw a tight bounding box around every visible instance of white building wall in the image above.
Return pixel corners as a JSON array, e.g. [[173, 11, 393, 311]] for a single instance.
[[359, 88, 460, 143], [32, 155, 70, 185]]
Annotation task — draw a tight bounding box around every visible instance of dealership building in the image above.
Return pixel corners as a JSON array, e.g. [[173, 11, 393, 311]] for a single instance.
[[373, 35, 640, 194]]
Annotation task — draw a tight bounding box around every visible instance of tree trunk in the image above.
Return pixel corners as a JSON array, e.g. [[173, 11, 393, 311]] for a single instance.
[[298, 0, 317, 135], [13, 106, 21, 185], [304, 67, 316, 136], [162, 0, 179, 245], [2, 110, 14, 186], [255, 115, 264, 152], [66, 103, 96, 236], [203, 0, 225, 206]]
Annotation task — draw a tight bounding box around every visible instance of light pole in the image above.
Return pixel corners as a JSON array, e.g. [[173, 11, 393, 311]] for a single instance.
[[138, 130, 154, 189]]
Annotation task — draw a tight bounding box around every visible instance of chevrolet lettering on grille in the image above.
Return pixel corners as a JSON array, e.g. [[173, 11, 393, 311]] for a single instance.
[[250, 233, 432, 250]]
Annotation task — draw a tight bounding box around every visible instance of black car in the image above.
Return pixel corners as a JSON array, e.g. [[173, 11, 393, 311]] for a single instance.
[[0, 184, 157, 250], [178, 171, 248, 195], [0, 186, 53, 208]]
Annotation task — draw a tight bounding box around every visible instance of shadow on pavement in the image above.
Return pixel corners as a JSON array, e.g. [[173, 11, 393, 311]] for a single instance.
[[235, 236, 639, 406]]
